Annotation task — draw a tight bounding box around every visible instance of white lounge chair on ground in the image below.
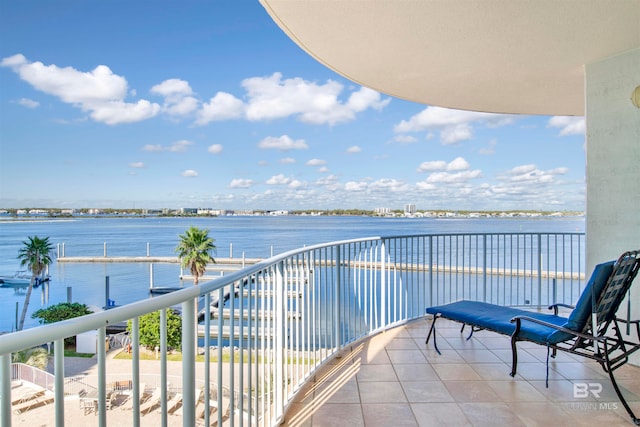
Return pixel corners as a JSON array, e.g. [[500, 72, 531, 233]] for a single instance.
[[12, 393, 54, 415], [166, 393, 183, 415], [120, 383, 146, 411], [140, 388, 162, 415], [174, 387, 202, 417]]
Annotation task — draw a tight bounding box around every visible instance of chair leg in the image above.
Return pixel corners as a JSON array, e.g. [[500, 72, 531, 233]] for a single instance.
[[510, 335, 518, 377], [465, 326, 475, 341], [604, 343, 640, 425], [425, 316, 442, 355]]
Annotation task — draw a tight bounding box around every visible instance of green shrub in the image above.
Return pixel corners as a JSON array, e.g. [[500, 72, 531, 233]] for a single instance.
[[128, 310, 182, 350], [32, 302, 92, 324], [32, 302, 93, 347]]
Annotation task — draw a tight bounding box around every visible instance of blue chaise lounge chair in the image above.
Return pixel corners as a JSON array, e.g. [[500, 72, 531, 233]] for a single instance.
[[425, 250, 640, 425]]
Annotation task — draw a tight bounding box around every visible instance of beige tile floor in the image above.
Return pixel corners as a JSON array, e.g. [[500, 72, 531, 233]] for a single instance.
[[282, 318, 640, 427]]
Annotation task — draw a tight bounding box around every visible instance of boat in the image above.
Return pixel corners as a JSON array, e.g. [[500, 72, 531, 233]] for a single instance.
[[0, 271, 49, 287]]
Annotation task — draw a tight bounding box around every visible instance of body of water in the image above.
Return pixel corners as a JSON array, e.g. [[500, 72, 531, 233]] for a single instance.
[[0, 215, 584, 331]]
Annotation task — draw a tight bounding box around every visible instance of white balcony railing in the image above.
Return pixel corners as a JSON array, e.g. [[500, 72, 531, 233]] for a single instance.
[[0, 232, 584, 426]]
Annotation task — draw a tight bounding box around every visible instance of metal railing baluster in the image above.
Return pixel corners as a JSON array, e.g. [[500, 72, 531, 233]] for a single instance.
[[1, 232, 586, 426], [54, 338, 64, 427], [160, 308, 167, 427], [181, 298, 195, 427]]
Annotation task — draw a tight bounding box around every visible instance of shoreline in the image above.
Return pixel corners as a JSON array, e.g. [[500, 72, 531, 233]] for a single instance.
[[0, 209, 585, 221]]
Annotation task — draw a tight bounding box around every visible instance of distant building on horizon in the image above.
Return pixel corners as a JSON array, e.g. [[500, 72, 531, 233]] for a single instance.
[[404, 204, 416, 215]]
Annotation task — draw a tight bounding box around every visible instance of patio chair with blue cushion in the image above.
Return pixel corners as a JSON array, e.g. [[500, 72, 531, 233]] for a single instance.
[[425, 250, 640, 425]]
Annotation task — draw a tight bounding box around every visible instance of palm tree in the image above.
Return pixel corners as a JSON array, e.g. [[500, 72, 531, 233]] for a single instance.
[[175, 226, 216, 285], [17, 236, 54, 331]]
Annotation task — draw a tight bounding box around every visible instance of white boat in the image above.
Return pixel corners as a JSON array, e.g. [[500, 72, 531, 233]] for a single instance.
[[0, 271, 49, 287]]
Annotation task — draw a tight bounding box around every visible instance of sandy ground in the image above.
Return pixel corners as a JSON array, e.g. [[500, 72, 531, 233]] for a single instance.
[[10, 348, 237, 426]]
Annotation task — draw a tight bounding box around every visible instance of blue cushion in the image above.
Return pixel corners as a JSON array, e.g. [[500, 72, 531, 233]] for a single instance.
[[426, 300, 569, 343], [426, 261, 617, 345], [563, 261, 615, 332], [518, 316, 572, 344]]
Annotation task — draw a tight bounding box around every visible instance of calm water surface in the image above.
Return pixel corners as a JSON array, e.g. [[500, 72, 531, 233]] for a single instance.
[[0, 215, 584, 331]]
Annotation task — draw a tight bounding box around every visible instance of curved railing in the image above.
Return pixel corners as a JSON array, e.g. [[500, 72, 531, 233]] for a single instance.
[[0, 232, 584, 426]]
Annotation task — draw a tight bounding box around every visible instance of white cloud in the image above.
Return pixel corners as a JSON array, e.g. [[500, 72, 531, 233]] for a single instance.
[[369, 178, 410, 192], [306, 159, 326, 166], [393, 135, 418, 144], [480, 139, 497, 155], [208, 144, 223, 154], [150, 78, 193, 97], [129, 162, 144, 168], [415, 181, 437, 191], [346, 86, 391, 112], [346, 145, 362, 153], [288, 179, 306, 189], [417, 160, 447, 172], [501, 164, 568, 184], [229, 178, 254, 189], [447, 157, 470, 171], [508, 164, 537, 175], [150, 79, 198, 116], [417, 157, 470, 173], [266, 174, 291, 185], [280, 157, 296, 164], [142, 140, 193, 152], [341, 178, 409, 194], [87, 99, 160, 125], [169, 140, 193, 152], [547, 116, 585, 136], [394, 106, 514, 145], [258, 135, 308, 151], [2, 54, 126, 102], [482, 164, 576, 207], [425, 169, 482, 184], [2, 55, 390, 128], [196, 92, 244, 124], [165, 96, 199, 116], [417, 158, 482, 190], [548, 167, 569, 175], [142, 144, 164, 152], [1, 54, 160, 125], [317, 166, 329, 173], [441, 123, 473, 144], [0, 54, 27, 67], [242, 72, 390, 125], [345, 181, 368, 192], [17, 98, 39, 108], [181, 169, 198, 177], [316, 174, 340, 186]]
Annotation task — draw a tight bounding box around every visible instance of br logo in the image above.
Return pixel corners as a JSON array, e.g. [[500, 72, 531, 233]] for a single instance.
[[573, 382, 603, 398]]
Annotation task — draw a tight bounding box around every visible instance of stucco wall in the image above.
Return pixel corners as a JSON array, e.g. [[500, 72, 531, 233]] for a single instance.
[[586, 48, 640, 365]]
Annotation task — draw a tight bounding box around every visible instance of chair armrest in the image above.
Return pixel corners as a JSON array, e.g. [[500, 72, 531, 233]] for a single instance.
[[510, 315, 604, 342], [547, 303, 574, 315]]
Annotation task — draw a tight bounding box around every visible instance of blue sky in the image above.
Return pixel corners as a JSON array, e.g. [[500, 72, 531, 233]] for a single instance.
[[0, 1, 586, 212]]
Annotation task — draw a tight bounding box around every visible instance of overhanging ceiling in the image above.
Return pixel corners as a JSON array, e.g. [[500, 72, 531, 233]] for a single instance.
[[260, 0, 640, 116]]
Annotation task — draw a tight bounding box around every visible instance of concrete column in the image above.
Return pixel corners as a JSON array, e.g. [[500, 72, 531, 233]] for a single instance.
[[585, 47, 640, 365]]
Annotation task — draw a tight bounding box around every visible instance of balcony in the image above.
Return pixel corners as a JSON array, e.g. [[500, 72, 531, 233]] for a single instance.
[[3, 232, 638, 426], [283, 319, 640, 426]]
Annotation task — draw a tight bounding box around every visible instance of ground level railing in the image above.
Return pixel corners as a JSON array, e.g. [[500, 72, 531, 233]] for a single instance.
[[0, 232, 584, 426]]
